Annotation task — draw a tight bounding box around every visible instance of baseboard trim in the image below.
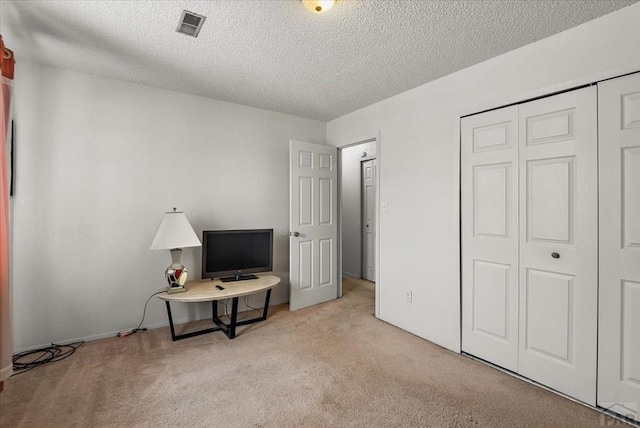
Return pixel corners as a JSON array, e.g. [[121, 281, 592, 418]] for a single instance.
[[14, 296, 289, 353], [462, 353, 640, 428], [0, 364, 13, 381], [342, 271, 360, 279]]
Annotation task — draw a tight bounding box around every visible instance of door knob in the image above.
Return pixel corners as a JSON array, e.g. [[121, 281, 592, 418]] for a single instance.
[[290, 231, 300, 237], [551, 252, 560, 259]]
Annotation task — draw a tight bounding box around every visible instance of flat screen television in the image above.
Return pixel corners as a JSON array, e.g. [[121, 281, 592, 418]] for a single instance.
[[201, 229, 273, 282]]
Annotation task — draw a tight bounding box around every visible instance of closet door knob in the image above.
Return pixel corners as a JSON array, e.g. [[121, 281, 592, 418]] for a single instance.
[[290, 231, 300, 237], [551, 252, 560, 259]]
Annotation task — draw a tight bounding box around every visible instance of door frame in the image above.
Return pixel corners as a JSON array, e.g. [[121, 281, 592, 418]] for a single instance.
[[337, 137, 380, 318], [457, 69, 640, 420], [360, 157, 377, 282]]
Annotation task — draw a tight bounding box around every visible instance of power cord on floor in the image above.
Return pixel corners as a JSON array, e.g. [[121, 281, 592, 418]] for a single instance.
[[220, 299, 241, 321], [219, 297, 262, 321], [12, 341, 85, 376], [12, 291, 164, 375], [119, 291, 262, 336], [243, 295, 262, 316], [117, 291, 164, 337]]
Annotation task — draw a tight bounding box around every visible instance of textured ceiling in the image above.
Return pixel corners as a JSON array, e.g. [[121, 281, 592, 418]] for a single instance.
[[1, 0, 637, 121]]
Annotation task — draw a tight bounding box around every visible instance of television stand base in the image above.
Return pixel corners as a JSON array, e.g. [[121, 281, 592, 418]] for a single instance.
[[158, 275, 280, 341], [220, 274, 259, 283]]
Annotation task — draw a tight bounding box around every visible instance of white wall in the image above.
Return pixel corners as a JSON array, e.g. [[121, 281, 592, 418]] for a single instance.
[[12, 63, 326, 350], [327, 4, 640, 352], [340, 140, 376, 278]]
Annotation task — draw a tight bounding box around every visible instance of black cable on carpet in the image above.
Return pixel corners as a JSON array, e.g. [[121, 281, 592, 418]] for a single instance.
[[11, 341, 85, 376]]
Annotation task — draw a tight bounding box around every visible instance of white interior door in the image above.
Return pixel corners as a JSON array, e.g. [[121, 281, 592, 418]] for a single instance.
[[597, 72, 640, 422], [289, 140, 338, 311], [517, 87, 598, 405], [361, 159, 376, 282], [461, 106, 520, 372]]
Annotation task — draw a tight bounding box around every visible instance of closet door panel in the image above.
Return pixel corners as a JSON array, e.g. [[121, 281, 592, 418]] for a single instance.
[[461, 107, 519, 371], [598, 72, 640, 423], [518, 86, 598, 406]]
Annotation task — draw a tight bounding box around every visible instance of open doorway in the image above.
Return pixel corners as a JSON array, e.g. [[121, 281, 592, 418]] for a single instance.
[[338, 139, 377, 306]]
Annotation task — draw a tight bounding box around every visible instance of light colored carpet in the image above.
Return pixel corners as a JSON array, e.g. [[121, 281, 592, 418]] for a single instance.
[[0, 278, 617, 427]]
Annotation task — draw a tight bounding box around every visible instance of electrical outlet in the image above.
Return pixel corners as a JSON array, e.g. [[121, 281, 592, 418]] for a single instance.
[[405, 290, 412, 303]]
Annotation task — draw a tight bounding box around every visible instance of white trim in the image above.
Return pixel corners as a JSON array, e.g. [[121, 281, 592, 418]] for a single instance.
[[335, 136, 380, 318], [459, 66, 640, 120], [342, 270, 360, 279], [374, 132, 381, 319], [452, 115, 462, 353], [455, 69, 640, 355], [463, 353, 640, 428], [0, 364, 12, 381], [13, 295, 289, 354], [337, 148, 343, 298]]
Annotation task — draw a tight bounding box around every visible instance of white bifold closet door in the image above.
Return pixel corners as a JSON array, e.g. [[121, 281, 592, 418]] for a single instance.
[[597, 72, 640, 422], [461, 106, 519, 372], [462, 86, 598, 405], [517, 87, 598, 405]]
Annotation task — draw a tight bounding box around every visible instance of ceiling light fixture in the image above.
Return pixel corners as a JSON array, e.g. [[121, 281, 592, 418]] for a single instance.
[[301, 0, 336, 14]]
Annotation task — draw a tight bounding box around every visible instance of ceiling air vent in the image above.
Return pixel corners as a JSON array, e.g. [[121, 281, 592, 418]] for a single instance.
[[176, 10, 206, 37]]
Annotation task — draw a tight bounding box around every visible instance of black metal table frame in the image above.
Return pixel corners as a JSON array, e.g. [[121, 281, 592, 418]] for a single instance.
[[164, 289, 272, 341]]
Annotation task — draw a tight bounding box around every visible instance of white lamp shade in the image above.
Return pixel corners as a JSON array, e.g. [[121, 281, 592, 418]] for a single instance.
[[150, 211, 201, 250]]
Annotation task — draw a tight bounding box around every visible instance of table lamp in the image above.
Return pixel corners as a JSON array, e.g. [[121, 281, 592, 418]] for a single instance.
[[150, 208, 201, 294]]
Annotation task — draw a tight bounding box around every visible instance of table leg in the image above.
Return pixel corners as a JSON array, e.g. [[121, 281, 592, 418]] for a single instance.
[[261, 289, 272, 321], [165, 301, 177, 341], [163, 286, 275, 341], [165, 299, 222, 341], [228, 297, 239, 339]]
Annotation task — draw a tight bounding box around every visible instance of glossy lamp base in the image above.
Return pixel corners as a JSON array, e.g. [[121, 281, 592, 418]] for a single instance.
[[166, 285, 186, 294]]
